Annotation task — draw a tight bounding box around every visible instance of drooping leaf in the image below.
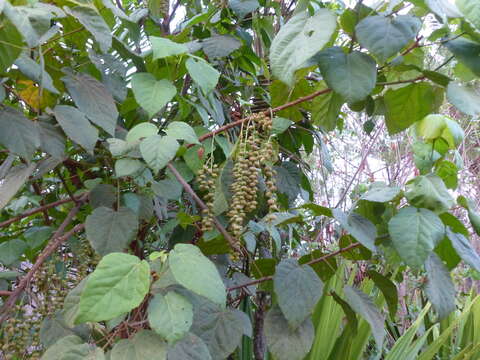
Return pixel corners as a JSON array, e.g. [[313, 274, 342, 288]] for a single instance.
[[444, 37, 480, 76], [169, 244, 226, 306], [344, 285, 385, 350], [446, 81, 480, 116], [62, 72, 118, 136], [89, 184, 116, 209], [0, 106, 40, 159], [53, 105, 99, 154], [273, 259, 323, 328], [424, 253, 456, 319], [435, 160, 458, 189], [62, 278, 87, 327], [64, 6, 112, 52], [0, 164, 36, 211], [202, 35, 242, 58], [110, 330, 168, 359], [140, 135, 179, 173], [0, 238, 28, 266], [35, 121, 66, 159], [151, 36, 188, 60], [264, 305, 314, 360], [186, 57, 220, 94], [310, 86, 344, 131], [270, 9, 336, 86], [388, 206, 445, 268], [332, 209, 377, 252], [85, 206, 139, 255], [405, 174, 454, 213], [40, 335, 105, 360], [165, 121, 200, 145], [384, 83, 442, 134], [75, 253, 150, 324], [317, 47, 377, 104], [0, 17, 23, 73], [456, 0, 480, 30], [122, 193, 154, 221], [148, 292, 193, 343], [190, 299, 245, 360], [167, 332, 212, 360], [15, 55, 59, 94], [360, 184, 401, 202], [131, 73, 177, 118], [446, 228, 480, 272], [367, 270, 398, 319], [355, 15, 422, 62]]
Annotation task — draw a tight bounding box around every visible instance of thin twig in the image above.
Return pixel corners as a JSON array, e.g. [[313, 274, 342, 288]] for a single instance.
[[0, 204, 85, 324], [227, 242, 361, 292]]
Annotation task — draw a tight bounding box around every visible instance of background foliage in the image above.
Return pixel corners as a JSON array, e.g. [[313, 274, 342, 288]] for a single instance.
[[0, 0, 480, 358]]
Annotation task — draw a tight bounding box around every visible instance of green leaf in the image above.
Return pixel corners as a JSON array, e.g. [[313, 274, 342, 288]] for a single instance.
[[332, 209, 377, 252], [0, 17, 23, 73], [85, 206, 139, 256], [0, 106, 40, 159], [444, 38, 480, 76], [64, 6, 112, 52], [62, 72, 118, 136], [62, 278, 87, 327], [367, 270, 398, 319], [2, 2, 38, 47], [344, 285, 385, 350], [229, 0, 259, 18], [89, 184, 116, 209], [110, 330, 167, 359], [39, 311, 90, 348], [115, 158, 144, 177], [36, 121, 66, 159], [152, 179, 183, 200], [186, 57, 220, 94], [270, 9, 336, 86], [447, 81, 480, 116], [273, 259, 323, 328], [435, 160, 458, 189], [148, 292, 193, 343], [456, 0, 480, 30], [53, 105, 99, 154], [126, 123, 158, 143], [41, 335, 105, 360], [151, 36, 188, 60], [140, 135, 179, 173], [131, 73, 177, 118], [76, 253, 150, 324], [202, 35, 241, 58], [166, 121, 200, 145], [191, 299, 245, 360], [167, 333, 212, 360], [446, 228, 480, 273], [388, 207, 445, 268], [0, 238, 28, 266], [122, 193, 154, 221], [384, 83, 442, 134], [416, 114, 447, 140], [355, 15, 421, 63], [424, 253, 456, 319], [264, 305, 314, 360], [15, 55, 59, 94], [0, 164, 36, 211], [169, 244, 226, 306], [311, 86, 344, 131], [271, 117, 293, 135], [317, 47, 377, 104], [405, 174, 454, 212], [360, 183, 401, 202]]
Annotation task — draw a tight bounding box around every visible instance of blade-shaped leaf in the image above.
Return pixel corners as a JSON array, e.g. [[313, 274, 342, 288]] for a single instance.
[[273, 258, 323, 328], [388, 206, 445, 268], [424, 253, 456, 319], [169, 244, 226, 306], [76, 253, 150, 324], [355, 15, 421, 62], [264, 305, 314, 360], [447, 81, 480, 116], [53, 105, 99, 154], [446, 228, 480, 272], [148, 292, 193, 343], [62, 72, 118, 136], [270, 9, 336, 87], [332, 209, 377, 252], [85, 206, 139, 255], [0, 163, 36, 211]]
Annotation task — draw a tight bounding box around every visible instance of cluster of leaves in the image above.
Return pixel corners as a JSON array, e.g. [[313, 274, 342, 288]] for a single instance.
[[1, 0, 480, 358]]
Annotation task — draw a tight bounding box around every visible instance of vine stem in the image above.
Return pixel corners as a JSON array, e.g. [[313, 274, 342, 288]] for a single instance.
[[166, 163, 244, 255], [227, 242, 361, 292], [0, 204, 85, 324], [0, 194, 86, 229]]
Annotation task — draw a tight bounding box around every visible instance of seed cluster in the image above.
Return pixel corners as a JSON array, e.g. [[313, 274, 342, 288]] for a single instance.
[[198, 162, 220, 232]]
